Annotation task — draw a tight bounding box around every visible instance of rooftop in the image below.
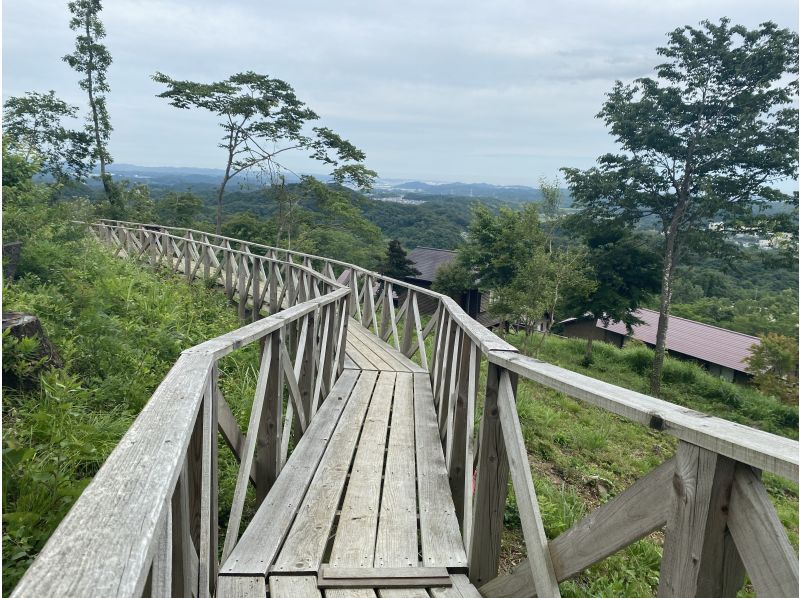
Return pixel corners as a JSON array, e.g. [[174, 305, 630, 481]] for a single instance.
[[593, 308, 761, 373], [406, 246, 458, 283]]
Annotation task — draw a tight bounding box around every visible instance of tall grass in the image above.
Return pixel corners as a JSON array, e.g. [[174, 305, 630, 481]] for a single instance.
[[2, 200, 261, 592]]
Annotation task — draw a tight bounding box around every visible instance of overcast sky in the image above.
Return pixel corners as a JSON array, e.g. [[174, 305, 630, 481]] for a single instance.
[[3, 0, 798, 186]]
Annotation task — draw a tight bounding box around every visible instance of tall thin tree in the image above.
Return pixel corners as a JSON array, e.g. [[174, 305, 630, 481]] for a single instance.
[[63, 0, 113, 197]]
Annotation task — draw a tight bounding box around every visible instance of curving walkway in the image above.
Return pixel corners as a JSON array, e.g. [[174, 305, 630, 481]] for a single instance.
[[218, 322, 480, 598]]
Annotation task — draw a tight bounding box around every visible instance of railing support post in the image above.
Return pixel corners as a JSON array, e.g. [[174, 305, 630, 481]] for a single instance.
[[658, 441, 743, 597], [468, 362, 513, 587]]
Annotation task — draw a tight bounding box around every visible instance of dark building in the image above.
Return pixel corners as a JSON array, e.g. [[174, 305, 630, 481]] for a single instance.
[[404, 247, 491, 323], [560, 308, 760, 384]]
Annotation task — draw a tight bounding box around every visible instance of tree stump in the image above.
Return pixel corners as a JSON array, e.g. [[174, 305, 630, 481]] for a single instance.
[[2, 312, 63, 388]]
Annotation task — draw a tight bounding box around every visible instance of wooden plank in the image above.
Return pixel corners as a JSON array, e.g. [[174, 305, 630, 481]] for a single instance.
[[220, 370, 361, 577], [198, 384, 215, 598], [350, 325, 412, 373], [659, 442, 739, 597], [271, 371, 379, 573], [149, 504, 172, 597], [468, 362, 508, 587], [330, 371, 397, 567], [346, 343, 379, 371], [216, 391, 257, 486], [347, 330, 393, 371], [216, 575, 266, 598], [320, 566, 450, 585], [480, 457, 676, 598], [489, 350, 798, 480], [351, 321, 427, 373], [344, 354, 359, 370], [727, 463, 799, 598], [269, 575, 320, 598], [258, 332, 284, 502], [413, 373, 468, 569], [431, 574, 482, 598], [375, 372, 418, 568], [496, 370, 560, 598], [222, 338, 274, 561]]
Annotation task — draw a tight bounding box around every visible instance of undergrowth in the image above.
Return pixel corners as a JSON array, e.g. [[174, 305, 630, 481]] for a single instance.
[[2, 195, 261, 593]]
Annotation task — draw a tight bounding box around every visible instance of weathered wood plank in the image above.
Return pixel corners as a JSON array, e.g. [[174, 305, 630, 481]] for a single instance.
[[330, 371, 397, 568], [220, 370, 361, 577], [216, 575, 266, 598], [10, 353, 211, 598], [414, 373, 468, 570], [468, 362, 509, 587], [269, 575, 320, 598], [271, 371, 378, 573], [727, 463, 799, 598], [496, 370, 560, 598], [489, 351, 798, 480], [430, 574, 482, 598], [375, 372, 418, 568], [659, 442, 739, 597], [319, 566, 450, 587], [222, 337, 274, 561]]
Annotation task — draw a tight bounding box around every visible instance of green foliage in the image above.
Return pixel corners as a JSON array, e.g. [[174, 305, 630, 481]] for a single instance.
[[565, 224, 661, 332], [746, 333, 799, 404], [3, 91, 93, 186], [156, 191, 204, 227], [432, 261, 474, 299], [380, 239, 420, 279]]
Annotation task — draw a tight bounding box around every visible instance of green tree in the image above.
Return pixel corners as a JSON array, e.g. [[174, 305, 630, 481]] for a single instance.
[[3, 92, 93, 188], [745, 333, 799, 404], [565, 225, 662, 363], [156, 191, 204, 227], [63, 0, 114, 198], [152, 71, 377, 234], [432, 261, 474, 299], [563, 19, 798, 394], [380, 239, 420, 279]]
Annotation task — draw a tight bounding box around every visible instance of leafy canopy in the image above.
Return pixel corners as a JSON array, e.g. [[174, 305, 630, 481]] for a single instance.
[[563, 18, 798, 242], [3, 92, 93, 186], [152, 71, 376, 190]]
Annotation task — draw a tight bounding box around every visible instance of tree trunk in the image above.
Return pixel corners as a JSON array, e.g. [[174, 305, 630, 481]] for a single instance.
[[216, 175, 230, 236], [84, 15, 113, 200], [584, 336, 594, 365], [650, 232, 678, 395]]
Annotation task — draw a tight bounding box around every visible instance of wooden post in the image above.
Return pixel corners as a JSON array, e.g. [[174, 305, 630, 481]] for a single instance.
[[447, 334, 474, 532], [183, 233, 191, 280], [252, 257, 261, 322], [469, 362, 511, 587], [269, 261, 278, 314], [237, 253, 246, 320], [658, 441, 742, 597], [224, 242, 234, 300], [256, 331, 283, 504]]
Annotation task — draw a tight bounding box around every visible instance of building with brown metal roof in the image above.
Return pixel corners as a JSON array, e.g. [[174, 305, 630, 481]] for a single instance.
[[560, 308, 761, 384]]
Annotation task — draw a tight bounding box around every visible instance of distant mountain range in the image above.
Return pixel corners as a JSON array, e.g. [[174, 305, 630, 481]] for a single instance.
[[103, 164, 571, 204], [390, 180, 546, 202]]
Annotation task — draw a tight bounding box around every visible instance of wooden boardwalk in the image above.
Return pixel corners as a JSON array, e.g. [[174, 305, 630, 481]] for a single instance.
[[14, 221, 798, 598], [219, 322, 479, 598]]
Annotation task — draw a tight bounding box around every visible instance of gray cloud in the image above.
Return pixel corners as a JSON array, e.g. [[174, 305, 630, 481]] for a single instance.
[[3, 0, 797, 185]]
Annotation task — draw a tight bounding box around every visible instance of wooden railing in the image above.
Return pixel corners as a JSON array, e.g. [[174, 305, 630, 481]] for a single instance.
[[12, 220, 799, 598]]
